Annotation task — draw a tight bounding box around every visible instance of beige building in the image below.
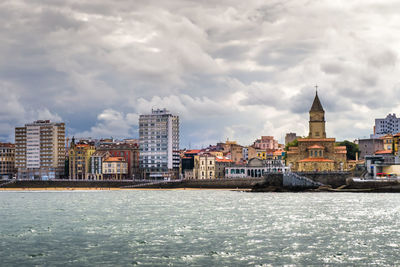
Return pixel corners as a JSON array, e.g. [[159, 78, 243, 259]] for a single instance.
[[102, 157, 128, 180], [380, 134, 393, 151], [15, 120, 65, 179], [218, 140, 244, 163], [0, 143, 16, 179], [286, 92, 347, 172], [194, 154, 215, 179]]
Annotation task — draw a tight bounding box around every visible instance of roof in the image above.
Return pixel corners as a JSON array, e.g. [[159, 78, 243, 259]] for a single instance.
[[380, 134, 393, 139], [185, 150, 201, 154], [308, 145, 324, 149], [298, 158, 334, 162], [92, 151, 109, 157], [375, 150, 392, 155], [273, 150, 285, 155], [394, 133, 400, 137], [310, 91, 324, 112], [0, 143, 15, 148], [298, 138, 336, 142], [215, 158, 233, 163], [335, 146, 347, 154], [104, 157, 125, 162], [76, 144, 89, 148]]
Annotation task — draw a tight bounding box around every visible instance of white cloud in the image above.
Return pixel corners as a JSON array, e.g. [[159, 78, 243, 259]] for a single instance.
[[2, 0, 400, 146], [75, 109, 138, 139]]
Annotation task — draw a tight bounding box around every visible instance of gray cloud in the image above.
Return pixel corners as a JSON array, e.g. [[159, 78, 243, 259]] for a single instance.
[[1, 0, 400, 146]]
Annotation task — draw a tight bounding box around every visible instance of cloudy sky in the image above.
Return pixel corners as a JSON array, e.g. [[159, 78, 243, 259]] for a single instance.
[[1, 0, 400, 147]]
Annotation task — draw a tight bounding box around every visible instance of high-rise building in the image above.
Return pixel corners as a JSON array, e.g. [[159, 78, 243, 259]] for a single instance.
[[0, 143, 16, 179], [372, 113, 400, 138], [15, 120, 65, 179], [139, 108, 179, 179]]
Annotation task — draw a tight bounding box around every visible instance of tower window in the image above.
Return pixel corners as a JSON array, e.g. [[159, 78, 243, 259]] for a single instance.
[[315, 132, 320, 136]]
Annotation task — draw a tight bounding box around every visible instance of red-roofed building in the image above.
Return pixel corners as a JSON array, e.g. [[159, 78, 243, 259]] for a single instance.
[[375, 150, 392, 155], [215, 157, 234, 179], [97, 142, 139, 179], [102, 156, 128, 180], [286, 91, 348, 171]]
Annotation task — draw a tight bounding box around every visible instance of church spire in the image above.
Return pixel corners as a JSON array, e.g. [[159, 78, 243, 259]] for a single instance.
[[309, 87, 326, 138], [310, 89, 324, 112]]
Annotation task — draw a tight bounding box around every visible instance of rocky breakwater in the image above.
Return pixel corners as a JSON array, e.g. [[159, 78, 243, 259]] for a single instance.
[[343, 178, 400, 192]]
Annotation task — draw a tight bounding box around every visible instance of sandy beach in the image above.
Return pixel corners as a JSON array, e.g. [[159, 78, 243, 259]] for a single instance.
[[0, 187, 249, 191]]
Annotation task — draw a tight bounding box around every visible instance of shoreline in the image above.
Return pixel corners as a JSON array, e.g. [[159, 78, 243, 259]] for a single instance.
[[0, 187, 250, 191]]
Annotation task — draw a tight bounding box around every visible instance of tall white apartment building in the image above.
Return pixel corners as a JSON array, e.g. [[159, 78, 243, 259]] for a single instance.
[[139, 109, 179, 179], [371, 114, 400, 138], [15, 120, 65, 179]]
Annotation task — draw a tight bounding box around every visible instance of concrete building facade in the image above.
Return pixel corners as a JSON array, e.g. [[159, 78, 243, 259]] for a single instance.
[[358, 138, 384, 159], [285, 133, 299, 145], [15, 120, 65, 179], [139, 109, 180, 179], [0, 143, 16, 179], [372, 113, 400, 138], [193, 154, 215, 179]]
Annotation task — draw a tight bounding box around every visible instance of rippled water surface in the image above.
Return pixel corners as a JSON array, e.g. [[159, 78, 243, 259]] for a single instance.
[[1, 190, 400, 266]]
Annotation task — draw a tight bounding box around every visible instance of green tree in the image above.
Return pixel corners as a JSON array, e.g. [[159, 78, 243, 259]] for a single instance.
[[336, 140, 360, 160]]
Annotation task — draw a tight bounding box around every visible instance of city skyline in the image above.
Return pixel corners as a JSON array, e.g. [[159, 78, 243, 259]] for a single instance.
[[1, 1, 400, 147]]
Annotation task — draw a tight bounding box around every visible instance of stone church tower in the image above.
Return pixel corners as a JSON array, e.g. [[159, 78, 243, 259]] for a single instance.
[[309, 91, 326, 138], [286, 89, 348, 172]]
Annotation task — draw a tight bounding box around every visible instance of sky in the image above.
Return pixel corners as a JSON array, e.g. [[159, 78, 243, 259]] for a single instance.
[[1, 0, 400, 148]]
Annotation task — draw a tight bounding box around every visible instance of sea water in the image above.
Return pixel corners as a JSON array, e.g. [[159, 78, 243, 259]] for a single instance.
[[1, 190, 400, 266]]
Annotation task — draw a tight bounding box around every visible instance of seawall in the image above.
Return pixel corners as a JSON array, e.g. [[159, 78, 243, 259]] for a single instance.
[[296, 172, 352, 188], [133, 178, 265, 189], [0, 178, 265, 189]]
